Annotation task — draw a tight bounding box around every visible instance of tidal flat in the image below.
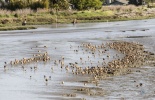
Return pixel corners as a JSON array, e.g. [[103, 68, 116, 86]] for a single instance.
[[0, 19, 155, 100]]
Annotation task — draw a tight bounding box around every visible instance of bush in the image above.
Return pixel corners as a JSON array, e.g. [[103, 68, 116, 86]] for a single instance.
[[30, 1, 44, 10], [14, 13, 19, 17], [50, 0, 69, 10], [7, 0, 28, 10], [6, 0, 50, 10], [70, 0, 102, 10], [43, 0, 50, 9]]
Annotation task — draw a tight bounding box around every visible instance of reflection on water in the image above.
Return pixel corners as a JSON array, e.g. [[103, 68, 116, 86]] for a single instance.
[[0, 19, 155, 100]]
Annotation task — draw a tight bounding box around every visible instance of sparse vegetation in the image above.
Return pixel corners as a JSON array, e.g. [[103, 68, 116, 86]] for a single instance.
[[0, 25, 36, 31]]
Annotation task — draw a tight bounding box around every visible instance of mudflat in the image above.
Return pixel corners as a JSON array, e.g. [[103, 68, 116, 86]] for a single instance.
[[0, 19, 155, 100]]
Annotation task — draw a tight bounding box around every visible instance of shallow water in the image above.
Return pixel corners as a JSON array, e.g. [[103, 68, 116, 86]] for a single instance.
[[0, 19, 155, 100]]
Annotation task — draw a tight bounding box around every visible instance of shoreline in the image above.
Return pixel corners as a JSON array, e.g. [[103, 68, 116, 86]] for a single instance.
[[0, 16, 154, 31], [0, 26, 36, 31], [0, 6, 155, 31]]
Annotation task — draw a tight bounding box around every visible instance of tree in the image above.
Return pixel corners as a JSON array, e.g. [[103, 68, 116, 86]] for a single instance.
[[70, 0, 102, 10], [49, 0, 70, 10], [91, 0, 103, 10], [76, 0, 86, 10], [42, 0, 50, 9], [7, 0, 28, 10]]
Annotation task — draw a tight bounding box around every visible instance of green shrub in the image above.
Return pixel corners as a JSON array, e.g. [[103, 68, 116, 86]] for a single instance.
[[70, 0, 102, 10], [6, 0, 50, 10], [7, 0, 28, 10], [50, 0, 69, 10], [30, 1, 44, 10], [42, 0, 50, 9], [14, 13, 19, 17]]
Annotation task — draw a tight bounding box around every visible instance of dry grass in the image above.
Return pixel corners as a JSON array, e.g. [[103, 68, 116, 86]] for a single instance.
[[0, 8, 51, 17], [13, 8, 34, 16], [36, 8, 50, 13], [0, 9, 12, 16], [0, 8, 34, 17], [102, 5, 137, 13]]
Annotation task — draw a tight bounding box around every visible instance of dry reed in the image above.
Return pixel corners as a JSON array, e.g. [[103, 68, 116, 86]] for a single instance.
[[102, 5, 137, 12]]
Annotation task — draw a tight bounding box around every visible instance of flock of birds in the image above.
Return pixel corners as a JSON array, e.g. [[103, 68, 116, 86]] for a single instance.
[[3, 40, 155, 98], [61, 41, 154, 85]]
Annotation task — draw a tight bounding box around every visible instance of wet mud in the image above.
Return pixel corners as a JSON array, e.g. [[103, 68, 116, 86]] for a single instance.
[[1, 19, 155, 100]]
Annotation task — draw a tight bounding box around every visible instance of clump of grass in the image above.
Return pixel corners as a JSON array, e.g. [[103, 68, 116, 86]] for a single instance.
[[102, 11, 114, 16], [57, 10, 74, 16], [0, 9, 12, 17], [0, 24, 5, 27], [49, 9, 55, 15], [12, 8, 34, 17], [36, 8, 49, 14]]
